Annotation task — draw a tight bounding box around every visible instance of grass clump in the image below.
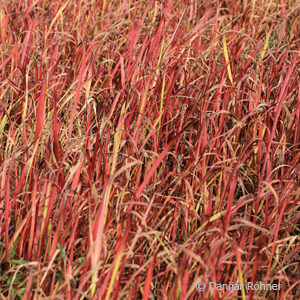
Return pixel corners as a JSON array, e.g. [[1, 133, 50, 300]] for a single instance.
[[0, 0, 299, 299]]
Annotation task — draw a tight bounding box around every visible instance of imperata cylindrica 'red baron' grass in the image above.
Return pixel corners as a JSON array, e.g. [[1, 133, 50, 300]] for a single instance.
[[0, 1, 299, 299]]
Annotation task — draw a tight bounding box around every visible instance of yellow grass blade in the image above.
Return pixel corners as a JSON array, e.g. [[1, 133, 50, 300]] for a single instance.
[[104, 246, 124, 300], [46, 0, 71, 40], [260, 30, 272, 63], [222, 35, 234, 85]]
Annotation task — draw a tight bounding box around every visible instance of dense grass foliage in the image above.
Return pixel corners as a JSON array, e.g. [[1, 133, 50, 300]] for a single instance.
[[0, 0, 299, 299]]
